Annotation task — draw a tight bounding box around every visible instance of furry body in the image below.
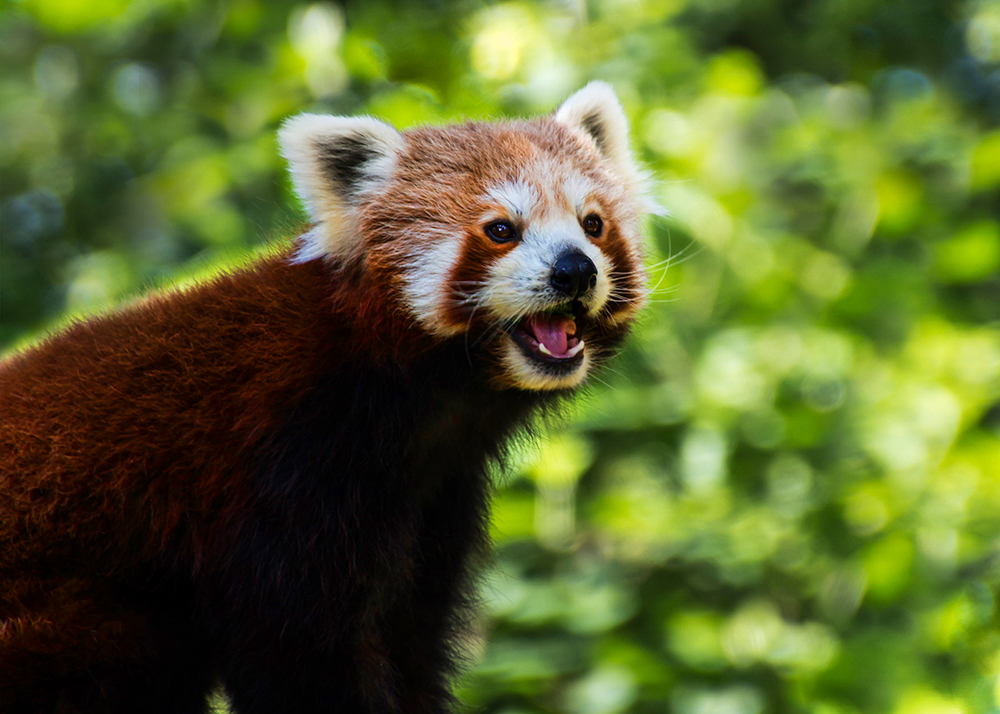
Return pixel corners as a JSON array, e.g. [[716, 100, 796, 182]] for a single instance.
[[0, 84, 652, 712], [1, 254, 541, 711]]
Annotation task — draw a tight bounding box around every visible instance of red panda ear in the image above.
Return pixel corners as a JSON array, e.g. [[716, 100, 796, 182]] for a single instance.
[[557, 83, 642, 176], [279, 114, 403, 261], [555, 82, 664, 216], [555, 82, 631, 167]]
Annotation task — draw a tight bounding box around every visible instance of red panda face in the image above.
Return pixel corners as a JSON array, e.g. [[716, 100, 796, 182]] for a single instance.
[[279, 83, 657, 391]]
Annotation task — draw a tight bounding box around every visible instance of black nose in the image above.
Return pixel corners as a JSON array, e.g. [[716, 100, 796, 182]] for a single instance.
[[550, 251, 598, 298]]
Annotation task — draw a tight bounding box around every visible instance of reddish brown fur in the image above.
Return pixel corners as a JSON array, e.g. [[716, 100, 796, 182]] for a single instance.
[[0, 249, 431, 702], [0, 90, 649, 710], [356, 119, 643, 333], [0, 244, 449, 561]]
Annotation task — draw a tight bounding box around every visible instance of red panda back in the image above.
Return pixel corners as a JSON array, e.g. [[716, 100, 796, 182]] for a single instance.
[[1, 251, 339, 571]]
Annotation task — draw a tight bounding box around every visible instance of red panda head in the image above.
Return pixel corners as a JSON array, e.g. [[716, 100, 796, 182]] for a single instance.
[[279, 82, 657, 391]]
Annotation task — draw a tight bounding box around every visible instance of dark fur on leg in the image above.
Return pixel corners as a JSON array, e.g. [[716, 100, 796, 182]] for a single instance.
[[0, 579, 212, 713]]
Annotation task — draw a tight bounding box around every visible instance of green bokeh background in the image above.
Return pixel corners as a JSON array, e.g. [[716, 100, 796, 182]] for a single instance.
[[3, 0, 1000, 712]]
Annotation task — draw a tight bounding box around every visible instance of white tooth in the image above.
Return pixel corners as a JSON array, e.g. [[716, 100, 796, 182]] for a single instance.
[[538, 343, 553, 356], [566, 340, 585, 357]]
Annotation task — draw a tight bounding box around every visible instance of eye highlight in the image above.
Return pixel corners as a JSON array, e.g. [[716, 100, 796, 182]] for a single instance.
[[485, 220, 519, 243], [582, 213, 603, 238]]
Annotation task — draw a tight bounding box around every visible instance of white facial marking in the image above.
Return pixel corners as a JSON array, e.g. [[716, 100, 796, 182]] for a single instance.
[[484, 217, 612, 320], [485, 241, 552, 319], [563, 174, 596, 214], [401, 228, 464, 336], [487, 179, 538, 220]]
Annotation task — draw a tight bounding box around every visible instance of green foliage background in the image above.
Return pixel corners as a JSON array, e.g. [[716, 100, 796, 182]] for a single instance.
[[3, 0, 1000, 711]]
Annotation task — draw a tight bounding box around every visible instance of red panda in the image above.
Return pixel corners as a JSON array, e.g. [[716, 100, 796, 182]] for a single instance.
[[0, 83, 653, 713]]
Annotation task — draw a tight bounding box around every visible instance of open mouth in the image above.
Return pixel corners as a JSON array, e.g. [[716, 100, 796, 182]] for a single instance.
[[511, 300, 586, 366]]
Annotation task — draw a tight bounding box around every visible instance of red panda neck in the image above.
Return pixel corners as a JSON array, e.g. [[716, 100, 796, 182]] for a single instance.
[[322, 256, 438, 365]]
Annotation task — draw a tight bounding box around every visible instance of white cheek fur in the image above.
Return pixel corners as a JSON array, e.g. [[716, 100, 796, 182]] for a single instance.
[[400, 230, 465, 337]]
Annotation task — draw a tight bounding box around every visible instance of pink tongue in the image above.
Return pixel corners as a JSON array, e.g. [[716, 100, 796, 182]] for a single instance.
[[526, 313, 575, 356]]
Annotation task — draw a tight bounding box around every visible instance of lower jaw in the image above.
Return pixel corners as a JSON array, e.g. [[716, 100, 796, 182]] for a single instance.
[[510, 333, 586, 377]]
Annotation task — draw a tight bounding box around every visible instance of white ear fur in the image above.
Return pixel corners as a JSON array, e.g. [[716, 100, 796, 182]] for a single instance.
[[555, 82, 665, 216], [279, 114, 403, 261]]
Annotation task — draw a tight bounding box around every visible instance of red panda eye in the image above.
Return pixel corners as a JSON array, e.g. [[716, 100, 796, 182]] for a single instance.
[[485, 220, 518, 243], [583, 214, 603, 237]]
